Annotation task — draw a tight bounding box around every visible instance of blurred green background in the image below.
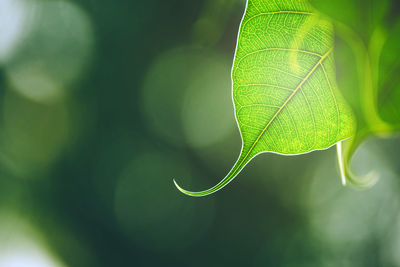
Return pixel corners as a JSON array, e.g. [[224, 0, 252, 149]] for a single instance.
[[0, 0, 400, 266]]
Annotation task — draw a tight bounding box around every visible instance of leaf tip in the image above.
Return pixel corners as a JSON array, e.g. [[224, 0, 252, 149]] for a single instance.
[[173, 179, 197, 197], [173, 178, 183, 192]]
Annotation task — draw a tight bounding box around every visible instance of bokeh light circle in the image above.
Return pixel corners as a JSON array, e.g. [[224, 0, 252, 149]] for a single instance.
[[5, 0, 94, 103], [141, 46, 235, 148]]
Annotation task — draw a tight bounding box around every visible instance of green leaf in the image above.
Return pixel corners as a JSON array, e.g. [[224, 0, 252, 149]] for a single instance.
[[174, 0, 355, 196]]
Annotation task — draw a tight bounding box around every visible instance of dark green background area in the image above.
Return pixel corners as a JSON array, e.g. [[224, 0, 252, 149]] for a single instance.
[[0, 0, 399, 266]]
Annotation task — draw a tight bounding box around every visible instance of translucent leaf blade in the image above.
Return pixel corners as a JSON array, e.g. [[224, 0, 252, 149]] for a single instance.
[[174, 0, 355, 197]]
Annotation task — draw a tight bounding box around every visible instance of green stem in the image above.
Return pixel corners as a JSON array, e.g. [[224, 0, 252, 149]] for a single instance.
[[336, 139, 379, 188], [334, 23, 386, 187]]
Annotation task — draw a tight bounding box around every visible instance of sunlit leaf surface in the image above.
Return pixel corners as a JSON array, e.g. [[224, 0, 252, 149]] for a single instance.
[[175, 0, 355, 196]]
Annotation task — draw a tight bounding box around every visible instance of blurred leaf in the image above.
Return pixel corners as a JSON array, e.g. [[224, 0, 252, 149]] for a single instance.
[[378, 19, 400, 124], [308, 0, 400, 129], [309, 0, 389, 41], [174, 0, 355, 196], [309, 0, 399, 186]]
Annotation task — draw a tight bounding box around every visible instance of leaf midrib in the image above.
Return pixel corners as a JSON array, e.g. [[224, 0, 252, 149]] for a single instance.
[[173, 6, 341, 197], [192, 48, 333, 195], [234, 48, 333, 174]]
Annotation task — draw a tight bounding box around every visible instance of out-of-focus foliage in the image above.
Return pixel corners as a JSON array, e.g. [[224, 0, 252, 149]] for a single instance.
[[309, 0, 400, 186], [0, 0, 399, 266], [378, 20, 400, 124]]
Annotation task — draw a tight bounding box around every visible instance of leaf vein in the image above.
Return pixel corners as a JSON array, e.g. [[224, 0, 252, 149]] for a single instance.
[[234, 48, 332, 173]]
